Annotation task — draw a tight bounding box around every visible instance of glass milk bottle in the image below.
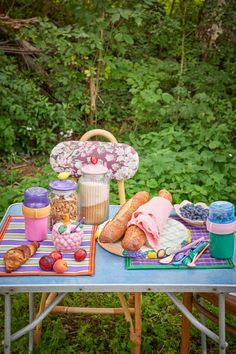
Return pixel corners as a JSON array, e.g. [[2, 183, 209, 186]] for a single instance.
[[79, 157, 109, 225]]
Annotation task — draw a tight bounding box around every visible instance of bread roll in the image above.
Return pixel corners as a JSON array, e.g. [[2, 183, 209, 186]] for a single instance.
[[122, 189, 173, 251], [99, 191, 149, 243], [4, 241, 40, 273]]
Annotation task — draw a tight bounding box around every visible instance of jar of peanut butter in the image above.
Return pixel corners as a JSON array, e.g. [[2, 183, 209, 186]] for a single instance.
[[79, 157, 109, 225]]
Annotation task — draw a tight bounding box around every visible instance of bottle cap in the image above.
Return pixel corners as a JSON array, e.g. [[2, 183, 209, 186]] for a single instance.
[[23, 187, 49, 208], [81, 156, 108, 175], [49, 179, 78, 191], [208, 201, 235, 224]]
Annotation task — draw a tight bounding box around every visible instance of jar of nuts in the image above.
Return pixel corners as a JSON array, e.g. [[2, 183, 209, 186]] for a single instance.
[[49, 179, 78, 228]]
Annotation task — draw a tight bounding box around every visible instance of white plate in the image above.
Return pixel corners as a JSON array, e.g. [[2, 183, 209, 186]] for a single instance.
[[97, 218, 190, 257], [174, 200, 208, 227]]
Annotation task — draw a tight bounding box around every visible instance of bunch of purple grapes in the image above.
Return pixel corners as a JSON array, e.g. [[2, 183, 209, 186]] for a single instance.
[[180, 203, 209, 221]]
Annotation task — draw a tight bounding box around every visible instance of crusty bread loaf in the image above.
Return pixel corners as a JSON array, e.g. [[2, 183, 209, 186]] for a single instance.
[[99, 191, 149, 243], [158, 189, 172, 203], [122, 189, 173, 251], [121, 225, 146, 251], [4, 241, 40, 273]]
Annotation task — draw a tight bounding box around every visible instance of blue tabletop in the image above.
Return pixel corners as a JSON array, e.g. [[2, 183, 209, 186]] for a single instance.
[[0, 203, 236, 294]]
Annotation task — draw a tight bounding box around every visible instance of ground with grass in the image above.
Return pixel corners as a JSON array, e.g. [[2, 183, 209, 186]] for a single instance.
[[1, 292, 236, 353]]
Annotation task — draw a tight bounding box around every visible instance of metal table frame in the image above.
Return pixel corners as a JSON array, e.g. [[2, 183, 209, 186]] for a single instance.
[[1, 203, 236, 353]]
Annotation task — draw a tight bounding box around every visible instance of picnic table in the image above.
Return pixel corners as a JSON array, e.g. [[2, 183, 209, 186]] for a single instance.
[[1, 203, 236, 354]]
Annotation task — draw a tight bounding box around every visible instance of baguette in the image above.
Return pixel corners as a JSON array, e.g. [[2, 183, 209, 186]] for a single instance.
[[121, 225, 146, 251], [4, 241, 40, 273], [99, 191, 150, 243], [121, 189, 173, 251]]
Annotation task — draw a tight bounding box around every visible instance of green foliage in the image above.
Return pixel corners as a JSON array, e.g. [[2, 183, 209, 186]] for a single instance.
[[0, 1, 236, 352], [0, 54, 72, 155], [0, 0, 235, 157], [0, 0, 235, 229], [127, 125, 236, 204]]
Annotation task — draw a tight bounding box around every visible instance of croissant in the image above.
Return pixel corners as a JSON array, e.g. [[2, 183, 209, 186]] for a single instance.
[[4, 241, 40, 273]]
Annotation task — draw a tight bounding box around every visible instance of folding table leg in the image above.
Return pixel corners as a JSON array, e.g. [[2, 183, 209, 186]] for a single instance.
[[4, 293, 11, 354], [29, 293, 34, 352], [219, 293, 226, 354], [199, 297, 207, 354]]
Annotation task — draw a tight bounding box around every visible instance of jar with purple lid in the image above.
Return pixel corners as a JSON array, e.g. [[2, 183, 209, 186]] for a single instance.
[[49, 179, 78, 227], [22, 187, 51, 241]]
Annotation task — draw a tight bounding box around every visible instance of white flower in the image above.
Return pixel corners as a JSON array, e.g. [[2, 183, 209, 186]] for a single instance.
[[115, 147, 125, 156], [97, 146, 106, 154], [57, 154, 68, 166], [78, 143, 96, 156], [104, 143, 114, 152], [126, 159, 138, 170], [75, 160, 83, 169], [52, 143, 66, 155], [107, 170, 112, 178], [111, 163, 120, 171], [105, 154, 114, 162], [50, 158, 57, 168], [114, 166, 131, 180], [229, 154, 233, 157]]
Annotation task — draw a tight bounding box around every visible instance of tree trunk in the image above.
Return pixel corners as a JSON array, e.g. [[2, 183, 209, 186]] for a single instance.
[[197, 0, 226, 61]]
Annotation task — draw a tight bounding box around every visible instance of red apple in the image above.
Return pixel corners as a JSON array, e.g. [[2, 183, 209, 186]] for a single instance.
[[39, 255, 55, 271], [49, 250, 63, 262], [53, 259, 68, 274], [74, 249, 87, 262]]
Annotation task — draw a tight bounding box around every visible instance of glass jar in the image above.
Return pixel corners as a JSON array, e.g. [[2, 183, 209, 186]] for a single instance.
[[79, 158, 109, 225], [49, 179, 78, 228]]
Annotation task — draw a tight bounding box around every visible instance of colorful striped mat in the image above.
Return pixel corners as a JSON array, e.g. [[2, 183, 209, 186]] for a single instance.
[[126, 216, 234, 269], [0, 216, 96, 276]]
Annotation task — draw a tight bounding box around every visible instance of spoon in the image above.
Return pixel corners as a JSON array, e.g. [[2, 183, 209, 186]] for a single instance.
[[176, 241, 208, 266], [159, 236, 205, 264], [72, 217, 85, 232], [187, 244, 209, 268]]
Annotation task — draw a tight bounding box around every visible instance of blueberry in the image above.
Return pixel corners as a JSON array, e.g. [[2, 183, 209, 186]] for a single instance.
[[180, 203, 209, 221]]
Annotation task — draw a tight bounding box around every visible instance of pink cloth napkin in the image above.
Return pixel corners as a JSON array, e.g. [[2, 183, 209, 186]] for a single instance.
[[127, 196, 173, 250]]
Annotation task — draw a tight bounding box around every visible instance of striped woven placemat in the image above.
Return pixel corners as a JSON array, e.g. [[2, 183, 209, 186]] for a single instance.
[[0, 216, 96, 276], [126, 216, 234, 269]]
